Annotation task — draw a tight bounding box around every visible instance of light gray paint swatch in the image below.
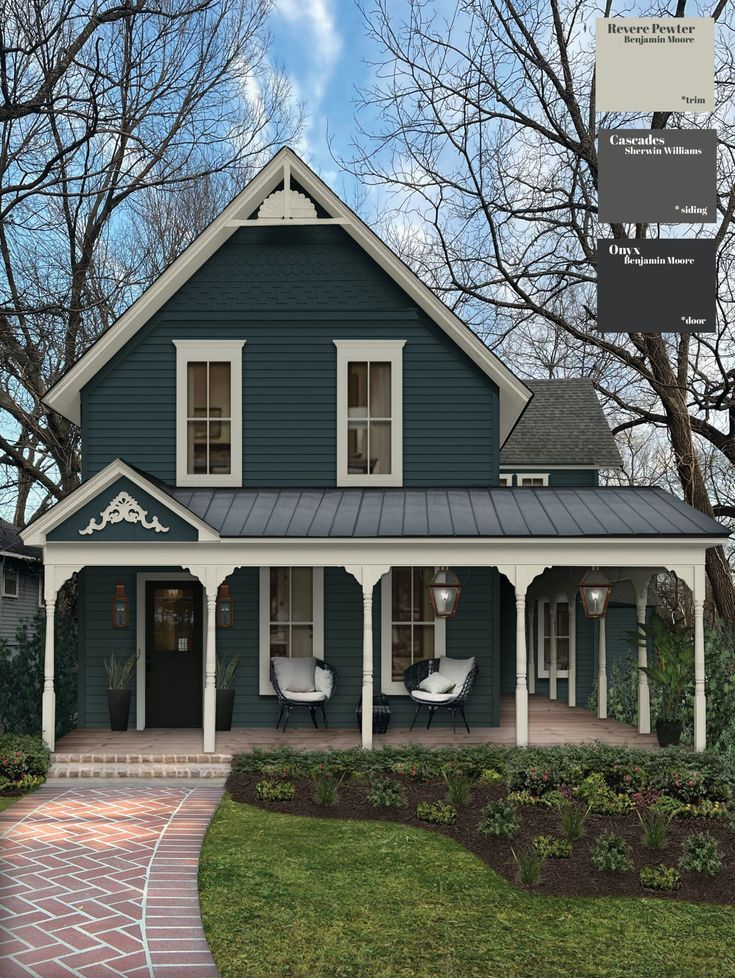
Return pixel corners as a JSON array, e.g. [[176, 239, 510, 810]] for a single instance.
[[598, 129, 716, 224], [596, 18, 714, 112]]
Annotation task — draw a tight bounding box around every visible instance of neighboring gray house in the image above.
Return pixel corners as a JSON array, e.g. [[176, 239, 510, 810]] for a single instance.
[[0, 520, 42, 646]]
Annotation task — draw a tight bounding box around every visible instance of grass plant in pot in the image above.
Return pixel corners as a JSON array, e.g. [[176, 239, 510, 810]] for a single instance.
[[636, 614, 693, 747], [216, 656, 240, 731], [104, 653, 139, 731]]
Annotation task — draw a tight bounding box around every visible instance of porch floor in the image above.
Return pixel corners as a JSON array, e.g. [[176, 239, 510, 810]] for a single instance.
[[55, 695, 658, 756]]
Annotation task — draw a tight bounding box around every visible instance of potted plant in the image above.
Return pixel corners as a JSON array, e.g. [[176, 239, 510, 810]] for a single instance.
[[104, 652, 139, 731], [635, 614, 694, 747], [216, 655, 240, 731]]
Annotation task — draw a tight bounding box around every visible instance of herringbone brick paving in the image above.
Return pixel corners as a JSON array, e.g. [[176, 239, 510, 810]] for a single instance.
[[0, 784, 223, 977]]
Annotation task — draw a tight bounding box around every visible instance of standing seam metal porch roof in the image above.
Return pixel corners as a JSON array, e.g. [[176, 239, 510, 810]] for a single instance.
[[169, 486, 730, 539]]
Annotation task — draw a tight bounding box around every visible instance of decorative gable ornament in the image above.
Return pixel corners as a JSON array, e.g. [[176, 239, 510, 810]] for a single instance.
[[79, 492, 170, 536], [257, 188, 318, 220]]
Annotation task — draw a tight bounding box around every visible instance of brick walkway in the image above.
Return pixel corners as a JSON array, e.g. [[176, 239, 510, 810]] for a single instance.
[[0, 783, 224, 978]]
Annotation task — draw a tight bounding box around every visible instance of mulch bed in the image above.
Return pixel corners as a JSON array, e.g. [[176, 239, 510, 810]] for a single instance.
[[226, 772, 735, 905]]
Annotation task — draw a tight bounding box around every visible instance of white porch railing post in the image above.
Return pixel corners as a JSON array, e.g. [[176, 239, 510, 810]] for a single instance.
[[635, 589, 651, 735], [203, 592, 217, 754], [526, 602, 535, 695], [515, 587, 528, 747], [42, 597, 56, 750], [568, 593, 577, 708], [549, 597, 558, 701], [597, 615, 607, 719], [693, 565, 707, 752]]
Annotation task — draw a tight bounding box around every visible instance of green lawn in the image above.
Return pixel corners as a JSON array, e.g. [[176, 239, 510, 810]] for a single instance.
[[0, 794, 23, 813], [199, 798, 735, 978]]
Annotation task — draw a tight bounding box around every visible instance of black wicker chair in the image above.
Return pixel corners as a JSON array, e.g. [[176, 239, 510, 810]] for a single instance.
[[270, 657, 337, 732], [404, 657, 478, 733]]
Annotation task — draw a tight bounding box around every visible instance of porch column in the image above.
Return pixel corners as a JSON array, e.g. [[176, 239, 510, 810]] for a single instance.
[[693, 565, 706, 752], [597, 615, 607, 719], [42, 596, 56, 750], [568, 594, 576, 708], [344, 564, 389, 751], [549, 596, 558, 701], [526, 603, 535, 695], [515, 586, 528, 747], [203, 592, 217, 753], [635, 584, 651, 735]]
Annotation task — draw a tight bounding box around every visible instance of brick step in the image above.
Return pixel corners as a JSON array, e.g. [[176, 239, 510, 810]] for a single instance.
[[51, 752, 233, 764], [48, 760, 232, 778]]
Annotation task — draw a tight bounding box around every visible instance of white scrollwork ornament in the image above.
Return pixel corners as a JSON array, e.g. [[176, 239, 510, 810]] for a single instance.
[[79, 492, 170, 536]]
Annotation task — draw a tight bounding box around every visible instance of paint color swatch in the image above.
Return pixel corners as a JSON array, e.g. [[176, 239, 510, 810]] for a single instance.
[[597, 239, 715, 332], [596, 18, 714, 112], [598, 129, 716, 224]]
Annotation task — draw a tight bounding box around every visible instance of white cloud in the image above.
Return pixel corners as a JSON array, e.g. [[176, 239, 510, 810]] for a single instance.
[[274, 0, 342, 103]]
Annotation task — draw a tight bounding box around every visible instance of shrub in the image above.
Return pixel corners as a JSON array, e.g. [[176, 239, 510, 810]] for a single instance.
[[679, 832, 723, 876], [444, 768, 472, 808], [575, 774, 633, 815], [416, 801, 457, 825], [0, 734, 50, 793], [511, 847, 544, 886], [256, 779, 296, 802], [556, 799, 587, 842], [650, 796, 729, 820], [507, 789, 563, 808], [478, 800, 520, 838], [365, 778, 407, 809], [478, 768, 504, 784], [532, 835, 572, 859], [590, 833, 633, 873], [312, 767, 343, 806], [640, 864, 681, 892], [638, 808, 671, 850]]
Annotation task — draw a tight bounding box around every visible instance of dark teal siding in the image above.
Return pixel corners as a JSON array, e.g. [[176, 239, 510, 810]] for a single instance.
[[49, 478, 197, 542], [82, 226, 499, 487], [501, 469, 599, 487]]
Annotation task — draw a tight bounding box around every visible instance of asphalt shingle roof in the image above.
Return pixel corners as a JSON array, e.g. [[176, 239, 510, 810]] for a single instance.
[[500, 378, 623, 468], [0, 519, 41, 560]]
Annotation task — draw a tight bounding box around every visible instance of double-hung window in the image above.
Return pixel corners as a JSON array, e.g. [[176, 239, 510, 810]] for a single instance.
[[2, 563, 18, 598], [259, 567, 324, 694], [518, 473, 549, 487], [174, 340, 244, 486], [381, 567, 445, 695], [334, 340, 404, 486]]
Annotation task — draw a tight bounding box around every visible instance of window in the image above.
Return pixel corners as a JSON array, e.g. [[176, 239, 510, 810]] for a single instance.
[[381, 567, 445, 695], [2, 563, 18, 598], [518, 473, 549, 487], [498, 473, 512, 487], [174, 340, 244, 487], [259, 567, 324, 694], [537, 599, 570, 678], [334, 340, 404, 486]]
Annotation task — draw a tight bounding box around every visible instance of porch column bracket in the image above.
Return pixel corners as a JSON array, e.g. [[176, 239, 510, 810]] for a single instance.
[[629, 571, 652, 736], [343, 565, 390, 751]]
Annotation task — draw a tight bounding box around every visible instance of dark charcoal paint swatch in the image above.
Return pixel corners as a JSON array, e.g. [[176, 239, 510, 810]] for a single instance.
[[598, 129, 716, 224], [597, 239, 715, 333]]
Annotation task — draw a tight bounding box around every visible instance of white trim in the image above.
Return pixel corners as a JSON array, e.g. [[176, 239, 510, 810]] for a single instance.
[[568, 592, 577, 707], [517, 473, 549, 487], [174, 340, 244, 488], [0, 550, 40, 562], [334, 340, 404, 487], [380, 567, 446, 695], [135, 571, 199, 730], [43, 148, 532, 439], [258, 566, 324, 695], [1, 561, 18, 598], [21, 458, 220, 546], [537, 597, 570, 679], [498, 474, 512, 487], [500, 465, 607, 471]]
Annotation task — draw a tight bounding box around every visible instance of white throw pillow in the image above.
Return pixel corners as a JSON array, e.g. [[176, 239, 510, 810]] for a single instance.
[[438, 656, 476, 688], [272, 656, 317, 692], [418, 672, 455, 695], [314, 662, 333, 698]]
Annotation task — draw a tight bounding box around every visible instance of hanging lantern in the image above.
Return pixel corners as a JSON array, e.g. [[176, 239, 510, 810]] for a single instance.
[[578, 567, 613, 619], [428, 567, 463, 618], [216, 583, 234, 628], [112, 582, 129, 628]]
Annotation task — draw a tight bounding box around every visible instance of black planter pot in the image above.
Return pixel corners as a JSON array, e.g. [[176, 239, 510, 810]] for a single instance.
[[107, 689, 132, 732], [216, 688, 236, 731], [655, 718, 683, 747]]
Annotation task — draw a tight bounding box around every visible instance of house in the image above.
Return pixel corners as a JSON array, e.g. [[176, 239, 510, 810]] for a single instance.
[[0, 520, 42, 647], [22, 148, 728, 754]]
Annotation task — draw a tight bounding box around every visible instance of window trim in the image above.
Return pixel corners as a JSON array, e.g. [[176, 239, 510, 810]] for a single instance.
[[334, 339, 405, 487], [380, 567, 446, 696], [259, 567, 325, 695], [174, 339, 245, 487], [537, 596, 571, 679], [1, 561, 18, 598], [517, 473, 549, 487], [498, 474, 512, 487]]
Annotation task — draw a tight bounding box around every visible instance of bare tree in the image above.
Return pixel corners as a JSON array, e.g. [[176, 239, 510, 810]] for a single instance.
[[344, 0, 735, 621], [0, 0, 299, 524]]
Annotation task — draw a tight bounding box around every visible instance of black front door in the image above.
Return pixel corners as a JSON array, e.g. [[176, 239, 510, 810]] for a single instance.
[[146, 581, 203, 727]]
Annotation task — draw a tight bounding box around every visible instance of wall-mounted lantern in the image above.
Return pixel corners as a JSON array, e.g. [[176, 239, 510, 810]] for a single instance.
[[428, 567, 463, 619], [112, 582, 129, 627], [578, 567, 613, 619], [217, 583, 234, 628]]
